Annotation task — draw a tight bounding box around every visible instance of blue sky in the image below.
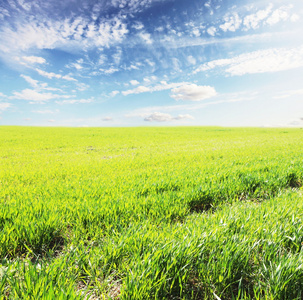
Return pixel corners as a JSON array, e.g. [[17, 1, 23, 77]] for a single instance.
[[0, 0, 303, 127]]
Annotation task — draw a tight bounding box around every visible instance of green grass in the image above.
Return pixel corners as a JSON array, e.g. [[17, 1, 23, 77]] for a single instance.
[[0, 126, 303, 299]]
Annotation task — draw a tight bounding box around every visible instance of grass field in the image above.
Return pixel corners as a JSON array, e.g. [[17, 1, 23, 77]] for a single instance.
[[1, 126, 303, 299]]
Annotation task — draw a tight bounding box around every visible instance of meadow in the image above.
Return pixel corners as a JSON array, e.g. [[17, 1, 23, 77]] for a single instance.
[[0, 126, 303, 299]]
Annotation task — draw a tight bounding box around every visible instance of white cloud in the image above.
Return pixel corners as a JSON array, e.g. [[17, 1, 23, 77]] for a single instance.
[[122, 85, 150, 95], [266, 5, 291, 25], [243, 4, 273, 30], [144, 112, 194, 122], [130, 80, 139, 86], [13, 89, 55, 102], [94, 18, 128, 47], [0, 7, 10, 20], [112, 48, 122, 64], [0, 92, 7, 98], [62, 75, 77, 81], [192, 28, 201, 37], [143, 76, 158, 83], [122, 81, 190, 96], [273, 89, 303, 99], [124, 63, 142, 71], [187, 55, 196, 65], [35, 68, 77, 81], [110, 90, 120, 97], [138, 32, 153, 44], [174, 114, 195, 120], [155, 26, 164, 32], [220, 12, 242, 32], [291, 14, 300, 22], [207, 26, 217, 36], [102, 116, 113, 121], [15, 0, 33, 11], [170, 84, 217, 101], [55, 98, 94, 104], [194, 45, 303, 76], [172, 57, 181, 72], [98, 54, 107, 65], [132, 22, 144, 30], [71, 63, 83, 70], [0, 20, 63, 53], [127, 90, 257, 119], [100, 67, 119, 74], [65, 60, 83, 70], [32, 109, 58, 114], [20, 74, 39, 88], [20, 74, 62, 92], [0, 102, 11, 111], [163, 30, 285, 50], [76, 82, 89, 91], [288, 120, 302, 126], [22, 56, 46, 64], [145, 59, 155, 67], [12, 89, 72, 103], [35, 69, 61, 79], [204, 2, 211, 8], [111, 0, 165, 14], [0, 16, 128, 54], [144, 112, 174, 122]]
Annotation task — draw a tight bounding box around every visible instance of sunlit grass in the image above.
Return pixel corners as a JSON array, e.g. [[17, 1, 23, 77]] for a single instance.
[[1, 126, 303, 299]]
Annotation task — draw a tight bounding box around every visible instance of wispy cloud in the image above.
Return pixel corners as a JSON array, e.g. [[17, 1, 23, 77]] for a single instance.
[[0, 92, 8, 99], [287, 117, 303, 127], [216, 3, 296, 34], [0, 15, 129, 55], [132, 21, 144, 30], [22, 55, 46, 64], [0, 7, 10, 20], [35, 68, 77, 81], [12, 89, 72, 103], [0, 102, 11, 111], [144, 112, 194, 122], [55, 98, 94, 104], [122, 82, 217, 102], [21, 74, 62, 91], [187, 56, 196, 65], [102, 116, 113, 121], [160, 31, 278, 50], [127, 90, 257, 117], [273, 88, 303, 99], [111, 0, 170, 14], [138, 31, 153, 44], [76, 82, 90, 91], [194, 45, 303, 76], [122, 81, 190, 96], [35, 69, 62, 79], [20, 74, 39, 88], [206, 26, 217, 36], [99, 67, 119, 75], [32, 109, 59, 114]]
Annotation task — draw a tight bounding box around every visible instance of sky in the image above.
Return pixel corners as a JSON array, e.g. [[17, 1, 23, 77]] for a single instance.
[[0, 0, 303, 127]]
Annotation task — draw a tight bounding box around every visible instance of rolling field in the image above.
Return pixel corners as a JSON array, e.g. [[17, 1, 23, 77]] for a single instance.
[[1, 126, 303, 299]]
